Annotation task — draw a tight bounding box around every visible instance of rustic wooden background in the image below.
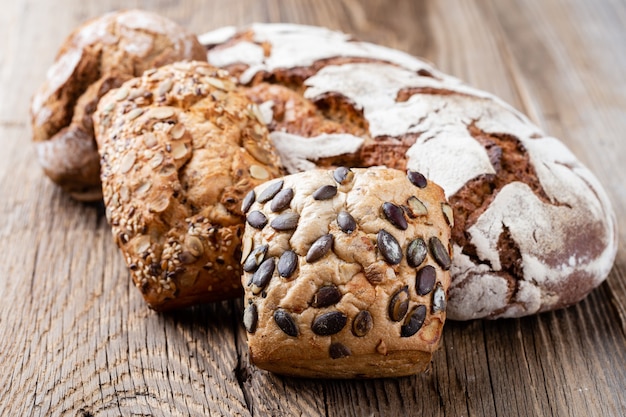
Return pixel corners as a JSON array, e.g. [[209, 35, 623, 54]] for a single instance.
[[1, 0, 625, 416]]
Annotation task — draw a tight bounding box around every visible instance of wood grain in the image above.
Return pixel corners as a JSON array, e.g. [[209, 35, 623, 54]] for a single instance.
[[0, 0, 624, 416]]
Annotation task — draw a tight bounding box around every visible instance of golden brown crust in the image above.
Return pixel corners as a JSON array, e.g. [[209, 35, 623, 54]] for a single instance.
[[93, 61, 282, 311], [241, 168, 452, 378], [31, 10, 207, 200]]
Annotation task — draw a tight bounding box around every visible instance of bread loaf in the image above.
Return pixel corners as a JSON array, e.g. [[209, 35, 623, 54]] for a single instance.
[[241, 167, 452, 377], [93, 61, 282, 310], [31, 10, 207, 201], [202, 23, 618, 320]]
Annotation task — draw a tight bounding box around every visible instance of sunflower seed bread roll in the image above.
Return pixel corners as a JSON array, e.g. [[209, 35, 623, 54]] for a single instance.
[[203, 23, 618, 320], [93, 61, 282, 310], [240, 167, 452, 378], [31, 10, 207, 201]]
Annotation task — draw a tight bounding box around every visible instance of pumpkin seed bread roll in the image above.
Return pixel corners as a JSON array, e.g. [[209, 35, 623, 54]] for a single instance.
[[93, 61, 282, 311], [31, 10, 207, 201], [240, 167, 452, 378]]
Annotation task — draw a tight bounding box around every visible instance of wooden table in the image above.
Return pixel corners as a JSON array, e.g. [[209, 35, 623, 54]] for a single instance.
[[1, 0, 625, 416]]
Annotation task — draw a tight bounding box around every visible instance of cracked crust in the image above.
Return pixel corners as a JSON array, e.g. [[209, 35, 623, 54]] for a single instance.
[[203, 23, 618, 320], [31, 10, 207, 201], [93, 61, 282, 311]]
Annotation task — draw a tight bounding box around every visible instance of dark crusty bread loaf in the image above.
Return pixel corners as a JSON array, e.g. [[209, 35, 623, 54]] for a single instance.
[[31, 10, 207, 201], [202, 23, 618, 320], [241, 167, 452, 377], [93, 61, 282, 310]]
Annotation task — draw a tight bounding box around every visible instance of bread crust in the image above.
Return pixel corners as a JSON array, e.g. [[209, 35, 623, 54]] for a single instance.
[[241, 168, 451, 378], [31, 10, 207, 201], [203, 23, 618, 320], [93, 61, 282, 310]]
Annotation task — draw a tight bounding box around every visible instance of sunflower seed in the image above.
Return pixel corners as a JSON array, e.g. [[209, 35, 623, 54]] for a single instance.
[[337, 211, 357, 233], [250, 257, 275, 294], [257, 180, 284, 203], [270, 188, 294, 212], [170, 123, 185, 140], [147, 106, 175, 120], [119, 151, 136, 174], [242, 190, 256, 213], [407, 170, 427, 188], [407, 238, 427, 267], [329, 343, 351, 359], [333, 167, 354, 185], [249, 165, 269, 180], [382, 202, 408, 230], [416, 265, 436, 295], [243, 303, 258, 333], [270, 212, 300, 231], [311, 285, 342, 308], [126, 108, 144, 120], [274, 309, 299, 337], [352, 310, 373, 337], [247, 211, 268, 229], [377, 230, 402, 265], [157, 79, 173, 96], [243, 244, 268, 272], [311, 311, 347, 336], [306, 234, 334, 263], [432, 283, 447, 313], [406, 196, 428, 217], [389, 286, 409, 322], [312, 185, 337, 200], [429, 236, 451, 270], [277, 250, 298, 278], [401, 305, 427, 337]]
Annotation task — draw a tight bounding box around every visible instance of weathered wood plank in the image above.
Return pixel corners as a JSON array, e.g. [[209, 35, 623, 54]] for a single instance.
[[0, 0, 624, 416]]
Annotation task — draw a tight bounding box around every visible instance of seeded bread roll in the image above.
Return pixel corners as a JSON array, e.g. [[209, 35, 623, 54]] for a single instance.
[[93, 61, 282, 310], [31, 10, 207, 201], [203, 23, 618, 320], [240, 167, 452, 378]]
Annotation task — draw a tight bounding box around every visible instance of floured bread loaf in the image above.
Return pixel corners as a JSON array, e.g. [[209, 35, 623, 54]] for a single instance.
[[31, 10, 207, 201], [93, 61, 281, 310], [202, 23, 618, 320], [241, 167, 452, 377]]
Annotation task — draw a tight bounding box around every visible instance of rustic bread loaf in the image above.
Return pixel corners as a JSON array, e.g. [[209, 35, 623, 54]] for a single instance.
[[31, 10, 207, 201], [93, 61, 282, 310], [241, 167, 452, 377], [202, 23, 618, 320]]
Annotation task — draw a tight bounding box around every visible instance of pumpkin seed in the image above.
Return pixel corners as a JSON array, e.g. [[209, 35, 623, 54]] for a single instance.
[[274, 309, 299, 337], [311, 311, 347, 336]]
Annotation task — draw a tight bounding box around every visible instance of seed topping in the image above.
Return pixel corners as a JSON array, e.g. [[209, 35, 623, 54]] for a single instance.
[[389, 286, 410, 322], [333, 167, 354, 185], [406, 196, 428, 217], [429, 236, 451, 270], [352, 310, 373, 337], [242, 190, 256, 213], [274, 309, 299, 337], [329, 343, 351, 359], [306, 234, 334, 263], [401, 305, 427, 337], [250, 257, 275, 294], [407, 170, 427, 188], [432, 283, 447, 313], [377, 230, 402, 265], [337, 211, 357, 233], [416, 265, 437, 295], [277, 250, 298, 278], [247, 211, 268, 229], [382, 202, 408, 230], [243, 244, 268, 272], [258, 180, 284, 203], [407, 238, 428, 267], [311, 311, 347, 336], [243, 303, 258, 333], [311, 285, 342, 308], [270, 212, 300, 231], [312, 185, 337, 200], [270, 188, 294, 212]]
